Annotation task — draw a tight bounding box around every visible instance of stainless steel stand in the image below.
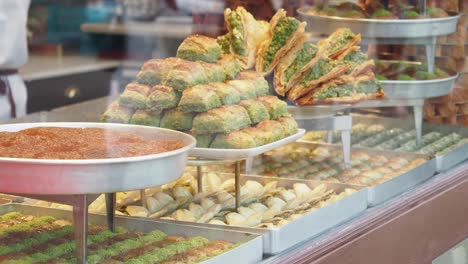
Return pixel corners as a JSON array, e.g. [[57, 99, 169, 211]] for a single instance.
[[187, 159, 244, 209], [295, 115, 353, 168], [361, 36, 437, 73], [353, 98, 425, 143], [9, 193, 102, 264]]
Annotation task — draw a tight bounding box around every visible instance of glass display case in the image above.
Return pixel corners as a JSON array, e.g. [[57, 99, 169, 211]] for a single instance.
[[0, 0, 467, 263]]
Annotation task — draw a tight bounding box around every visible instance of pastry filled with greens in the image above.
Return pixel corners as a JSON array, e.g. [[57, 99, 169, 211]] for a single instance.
[[224, 6, 269, 69], [176, 34, 222, 62], [256, 9, 307, 75], [317, 28, 361, 60], [274, 42, 318, 96]]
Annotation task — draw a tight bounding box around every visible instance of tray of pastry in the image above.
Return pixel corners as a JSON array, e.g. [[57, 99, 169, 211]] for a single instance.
[[376, 61, 458, 99], [249, 142, 436, 206], [112, 172, 367, 255], [297, 6, 459, 38], [308, 115, 468, 172], [0, 203, 263, 264]]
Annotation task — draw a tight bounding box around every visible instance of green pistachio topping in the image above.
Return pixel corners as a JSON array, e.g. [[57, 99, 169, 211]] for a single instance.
[[401, 10, 419, 19], [263, 17, 300, 69], [228, 11, 246, 56], [372, 9, 393, 18], [326, 29, 355, 56], [284, 43, 317, 82], [217, 34, 231, 54], [301, 58, 336, 85]]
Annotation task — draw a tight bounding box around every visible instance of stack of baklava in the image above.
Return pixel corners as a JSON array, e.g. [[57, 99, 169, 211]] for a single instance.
[[102, 33, 298, 149]]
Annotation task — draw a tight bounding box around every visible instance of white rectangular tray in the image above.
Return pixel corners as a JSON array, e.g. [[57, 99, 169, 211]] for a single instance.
[[189, 129, 305, 160]]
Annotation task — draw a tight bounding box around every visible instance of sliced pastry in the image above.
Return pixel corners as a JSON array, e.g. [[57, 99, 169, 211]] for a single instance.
[[224, 6, 269, 69], [256, 9, 307, 75]]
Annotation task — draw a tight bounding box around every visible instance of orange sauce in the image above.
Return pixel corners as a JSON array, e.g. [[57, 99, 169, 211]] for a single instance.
[[0, 127, 184, 160]]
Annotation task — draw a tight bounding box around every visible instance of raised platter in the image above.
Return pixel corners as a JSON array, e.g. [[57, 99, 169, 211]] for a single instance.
[[189, 129, 306, 160], [0, 122, 196, 195], [297, 7, 460, 38]]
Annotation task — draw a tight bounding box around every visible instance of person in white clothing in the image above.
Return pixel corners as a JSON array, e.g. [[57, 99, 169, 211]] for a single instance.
[[0, 0, 30, 121]]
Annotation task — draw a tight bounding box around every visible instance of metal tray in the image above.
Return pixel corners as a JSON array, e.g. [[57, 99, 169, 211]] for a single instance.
[[0, 122, 196, 195], [381, 73, 459, 99], [254, 142, 436, 207], [298, 7, 460, 38], [154, 174, 367, 255], [189, 129, 306, 160], [351, 115, 468, 172], [0, 203, 263, 264]]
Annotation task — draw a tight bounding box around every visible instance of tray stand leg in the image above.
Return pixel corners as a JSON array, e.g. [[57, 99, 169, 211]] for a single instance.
[[413, 100, 424, 145], [105, 193, 116, 232], [72, 195, 89, 264], [341, 130, 352, 169], [425, 36, 436, 73], [326, 130, 333, 143], [235, 161, 241, 209], [245, 157, 254, 174], [197, 165, 203, 193], [140, 189, 147, 208]]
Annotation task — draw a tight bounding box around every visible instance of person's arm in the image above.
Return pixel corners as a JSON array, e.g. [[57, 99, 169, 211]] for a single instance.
[[0, 0, 30, 69]]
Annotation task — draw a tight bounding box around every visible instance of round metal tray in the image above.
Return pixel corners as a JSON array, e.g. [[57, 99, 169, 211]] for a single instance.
[[381, 72, 459, 99], [297, 8, 460, 38], [0, 123, 196, 195]]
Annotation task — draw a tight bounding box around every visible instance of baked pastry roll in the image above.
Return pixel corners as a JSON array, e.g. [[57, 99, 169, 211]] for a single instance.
[[101, 101, 135, 124], [137, 57, 182, 86], [211, 130, 256, 149], [146, 85, 180, 111], [176, 34, 222, 62], [257, 95, 289, 119], [119, 82, 151, 109], [239, 99, 270, 124], [178, 84, 222, 113], [192, 105, 251, 134], [160, 108, 195, 131], [130, 109, 161, 126]]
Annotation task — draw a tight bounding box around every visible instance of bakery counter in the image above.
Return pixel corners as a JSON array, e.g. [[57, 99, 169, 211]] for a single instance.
[[4, 96, 468, 263]]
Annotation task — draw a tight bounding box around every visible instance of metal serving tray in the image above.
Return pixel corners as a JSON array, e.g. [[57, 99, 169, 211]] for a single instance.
[[0, 122, 196, 195], [260, 142, 436, 207], [297, 7, 460, 38], [155, 174, 367, 255], [352, 115, 468, 172], [189, 129, 305, 160], [381, 73, 459, 99], [0, 203, 263, 264]]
